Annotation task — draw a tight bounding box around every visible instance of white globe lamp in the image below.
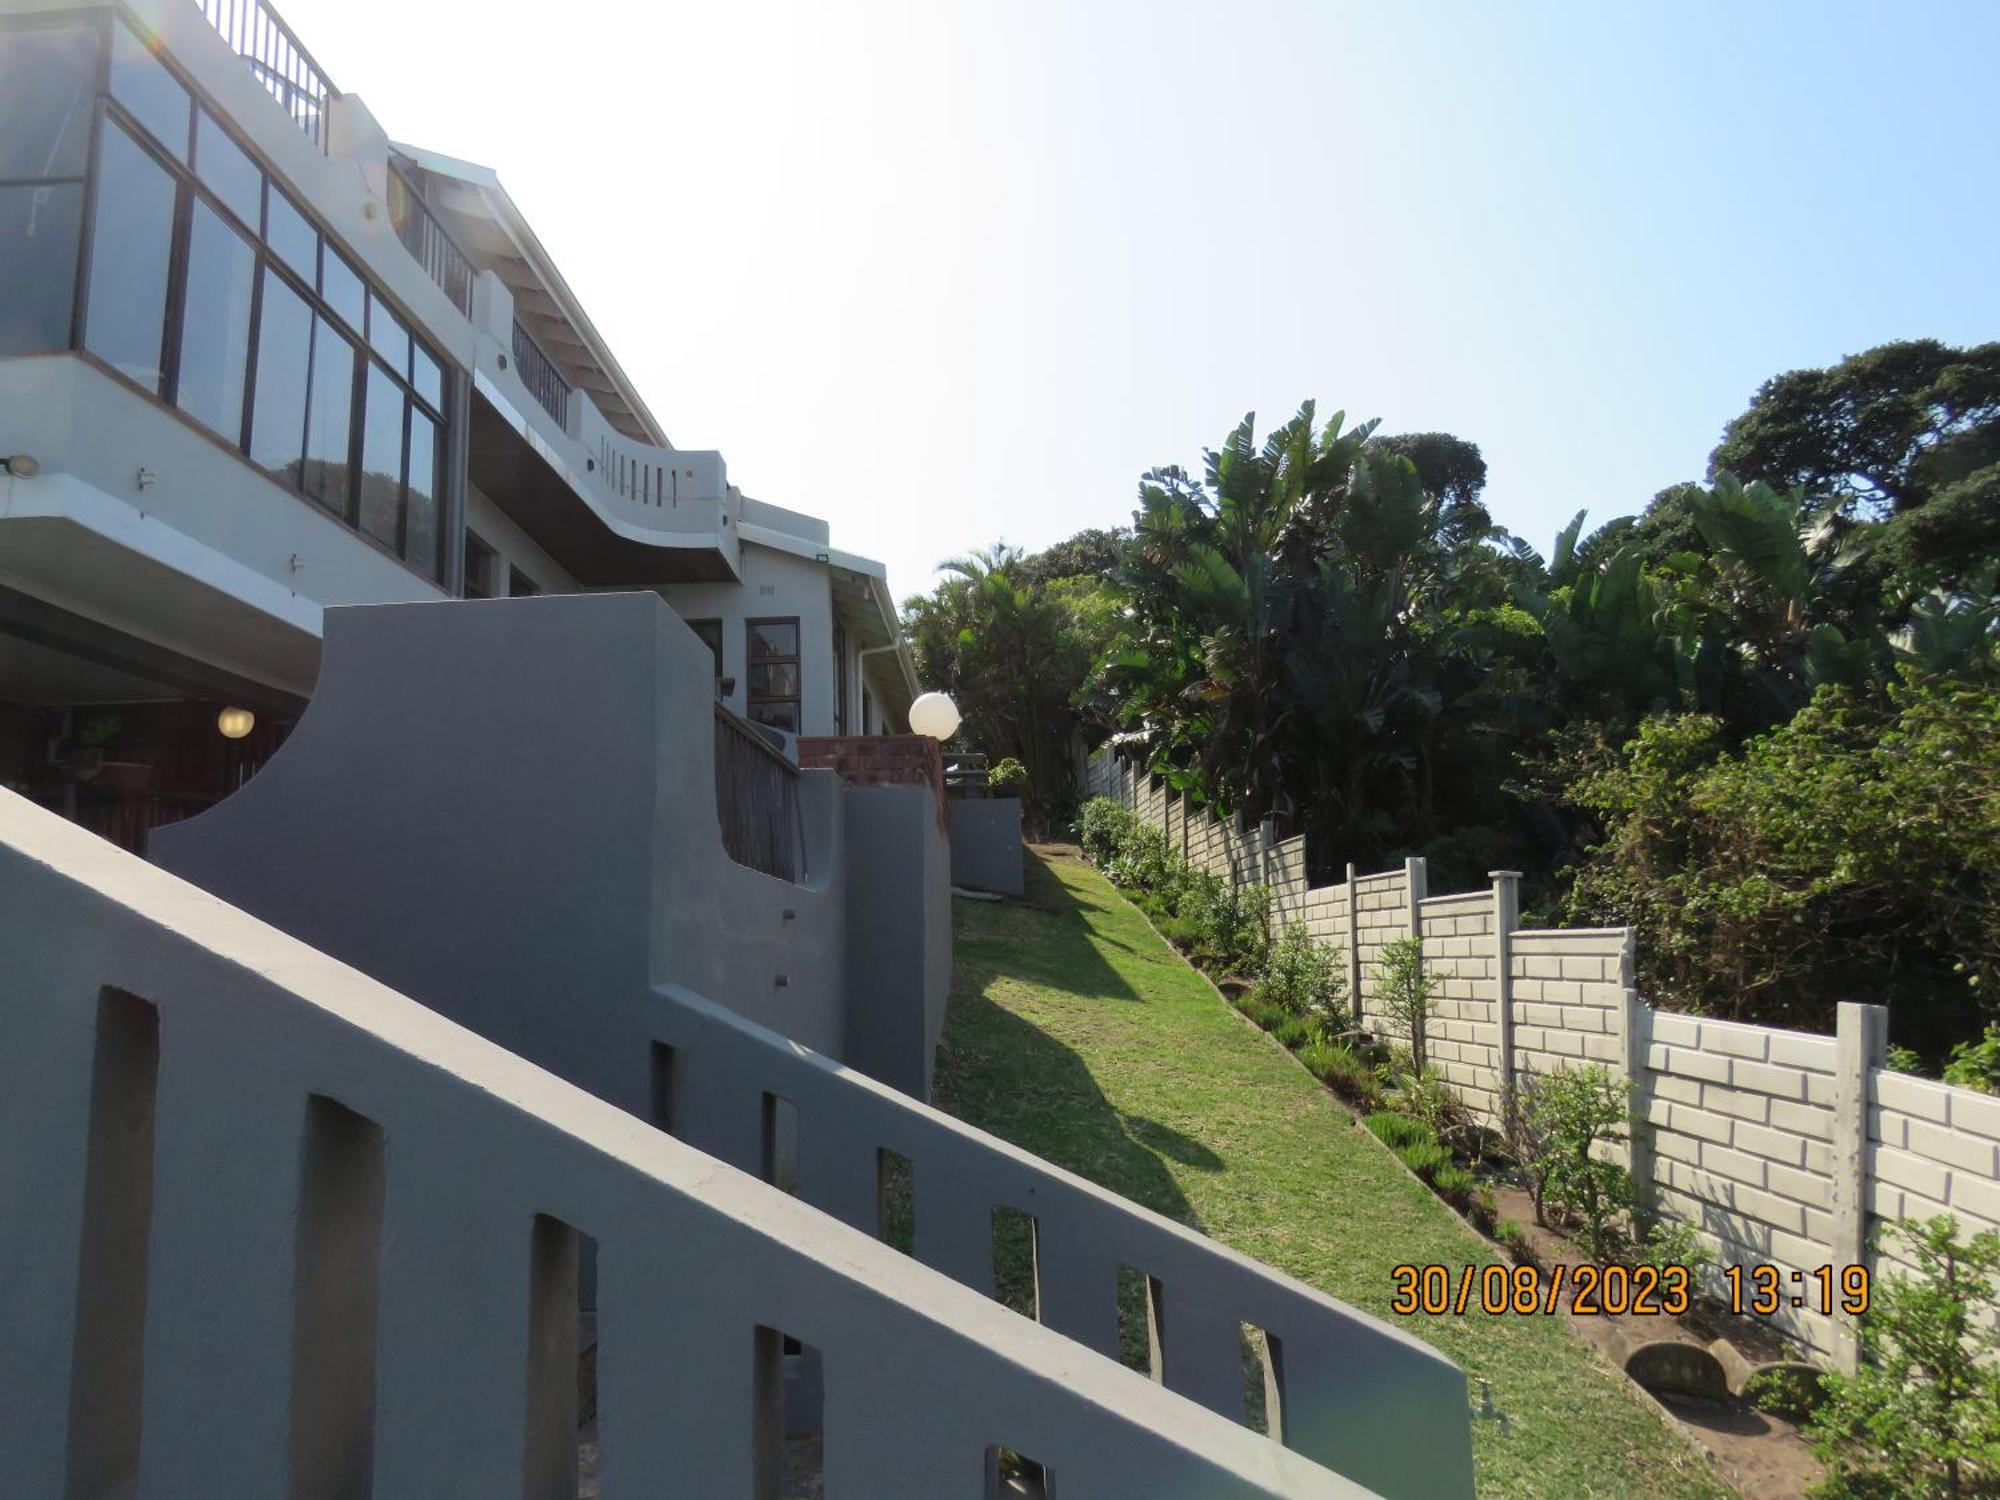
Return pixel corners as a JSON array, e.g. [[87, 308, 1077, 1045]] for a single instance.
[[216, 706, 256, 740], [908, 691, 961, 741]]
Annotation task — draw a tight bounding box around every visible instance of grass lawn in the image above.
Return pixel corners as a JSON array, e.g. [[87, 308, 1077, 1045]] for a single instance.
[[932, 846, 1732, 1500]]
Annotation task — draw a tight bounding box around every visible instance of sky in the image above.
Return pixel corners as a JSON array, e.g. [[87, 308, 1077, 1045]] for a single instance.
[[278, 0, 2000, 604]]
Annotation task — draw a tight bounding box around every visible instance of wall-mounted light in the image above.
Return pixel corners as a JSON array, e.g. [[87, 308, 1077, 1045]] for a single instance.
[[909, 691, 961, 741], [1, 454, 39, 477], [216, 707, 256, 740]]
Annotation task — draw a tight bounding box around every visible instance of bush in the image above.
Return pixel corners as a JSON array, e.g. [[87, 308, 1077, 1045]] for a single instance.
[[1240, 998, 1287, 1032], [1374, 935, 1437, 1073], [1945, 1024, 2000, 1095], [1387, 1063, 1471, 1151], [1366, 1112, 1437, 1152], [1272, 1016, 1312, 1050], [1396, 1140, 1454, 1183], [1509, 1065, 1633, 1261], [1250, 923, 1347, 1028], [1747, 1364, 1826, 1423], [1805, 1215, 2000, 1498], [1470, 1184, 1499, 1232], [1301, 1041, 1382, 1107], [1077, 797, 1137, 863], [988, 756, 1028, 794], [1493, 1218, 1527, 1255], [1636, 1217, 1712, 1283], [1431, 1164, 1477, 1208]]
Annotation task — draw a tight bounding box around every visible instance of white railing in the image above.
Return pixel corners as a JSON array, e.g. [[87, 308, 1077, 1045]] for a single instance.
[[0, 790, 1370, 1498]]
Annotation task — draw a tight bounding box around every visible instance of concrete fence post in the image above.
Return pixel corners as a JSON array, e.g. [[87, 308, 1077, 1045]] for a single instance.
[[1489, 871, 1520, 1135], [1404, 857, 1427, 941], [1344, 862, 1362, 1025], [1616, 930, 1654, 1219], [1832, 1000, 1888, 1375], [1258, 818, 1275, 893], [1179, 793, 1190, 861]]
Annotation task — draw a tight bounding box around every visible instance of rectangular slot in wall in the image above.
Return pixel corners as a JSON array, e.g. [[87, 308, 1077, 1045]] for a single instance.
[[1115, 1265, 1157, 1379], [64, 987, 160, 1500], [990, 1206, 1040, 1322], [984, 1444, 1050, 1499], [1241, 1322, 1285, 1440], [761, 1093, 799, 1195], [876, 1148, 914, 1255], [522, 1214, 592, 1500], [751, 1324, 786, 1500], [648, 1042, 681, 1135], [289, 1093, 386, 1500]]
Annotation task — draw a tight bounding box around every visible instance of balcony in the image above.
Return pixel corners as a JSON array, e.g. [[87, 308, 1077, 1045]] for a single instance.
[[194, 0, 337, 152]]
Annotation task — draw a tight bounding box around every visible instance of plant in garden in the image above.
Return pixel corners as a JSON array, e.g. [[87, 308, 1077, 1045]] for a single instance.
[[1388, 1063, 1471, 1152], [1944, 1024, 2000, 1095], [1509, 1065, 1634, 1260], [1077, 797, 1136, 862], [1250, 923, 1347, 1032], [1804, 1215, 2000, 1498], [1396, 1139, 1455, 1183], [1431, 1164, 1477, 1209], [988, 755, 1029, 794], [1366, 1112, 1437, 1152], [1636, 1217, 1713, 1283], [1375, 935, 1437, 1072]]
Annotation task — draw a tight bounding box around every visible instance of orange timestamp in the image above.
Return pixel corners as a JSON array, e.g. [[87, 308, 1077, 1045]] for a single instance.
[[1390, 1262, 1692, 1317], [1723, 1263, 1870, 1317]]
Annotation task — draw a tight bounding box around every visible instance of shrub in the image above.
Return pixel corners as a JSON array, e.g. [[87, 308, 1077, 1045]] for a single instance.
[[1747, 1364, 1826, 1423], [1077, 797, 1137, 863], [1366, 1112, 1437, 1152], [1272, 1017, 1312, 1050], [1303, 1042, 1382, 1107], [1250, 923, 1347, 1028], [1107, 823, 1175, 890], [1432, 1164, 1477, 1208], [988, 756, 1028, 794], [1396, 1140, 1454, 1183], [1509, 1065, 1633, 1261], [1805, 1215, 2000, 1498], [1374, 935, 1437, 1073], [1240, 998, 1286, 1032], [1470, 1184, 1499, 1232], [1944, 1024, 2000, 1095], [1492, 1218, 1527, 1254], [1636, 1217, 1712, 1283], [1387, 1064, 1470, 1150]]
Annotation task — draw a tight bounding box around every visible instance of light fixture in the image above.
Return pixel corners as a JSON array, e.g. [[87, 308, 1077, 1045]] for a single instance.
[[908, 691, 961, 741], [216, 706, 255, 740], [1, 453, 39, 477]]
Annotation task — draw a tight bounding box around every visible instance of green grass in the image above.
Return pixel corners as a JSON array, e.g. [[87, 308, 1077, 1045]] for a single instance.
[[932, 847, 1731, 1500]]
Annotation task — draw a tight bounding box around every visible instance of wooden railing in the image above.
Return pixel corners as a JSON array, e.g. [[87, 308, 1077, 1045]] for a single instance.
[[387, 162, 475, 318], [511, 318, 571, 427], [195, 0, 339, 152], [714, 705, 805, 882]]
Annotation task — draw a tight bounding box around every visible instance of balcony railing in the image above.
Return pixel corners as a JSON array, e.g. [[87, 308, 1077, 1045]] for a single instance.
[[387, 162, 475, 318], [511, 318, 572, 428], [195, 0, 338, 152], [715, 705, 806, 881]]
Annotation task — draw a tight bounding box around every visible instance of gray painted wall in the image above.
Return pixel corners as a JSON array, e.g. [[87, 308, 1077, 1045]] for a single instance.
[[2, 788, 1382, 1499], [948, 797, 1024, 897], [151, 593, 858, 1124], [840, 786, 954, 1098]]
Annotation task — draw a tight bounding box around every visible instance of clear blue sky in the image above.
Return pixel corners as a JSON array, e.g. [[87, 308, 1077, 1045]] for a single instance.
[[281, 0, 2000, 601]]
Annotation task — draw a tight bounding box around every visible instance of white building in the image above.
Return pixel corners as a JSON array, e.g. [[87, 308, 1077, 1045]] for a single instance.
[[0, 0, 916, 849]]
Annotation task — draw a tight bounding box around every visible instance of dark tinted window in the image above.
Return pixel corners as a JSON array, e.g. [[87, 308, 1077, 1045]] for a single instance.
[[248, 268, 312, 483], [509, 567, 541, 597], [302, 317, 354, 512], [0, 183, 84, 354], [690, 619, 724, 679], [84, 121, 178, 391], [412, 341, 444, 411], [404, 411, 439, 575], [108, 20, 189, 159], [0, 23, 97, 179], [746, 617, 802, 732], [175, 201, 257, 440], [264, 187, 316, 281], [319, 245, 365, 331], [358, 363, 405, 547], [194, 110, 261, 229], [367, 292, 410, 378], [748, 620, 800, 661], [463, 532, 497, 598]]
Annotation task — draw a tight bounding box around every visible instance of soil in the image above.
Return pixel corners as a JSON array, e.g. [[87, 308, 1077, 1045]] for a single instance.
[[1488, 1183, 1826, 1498]]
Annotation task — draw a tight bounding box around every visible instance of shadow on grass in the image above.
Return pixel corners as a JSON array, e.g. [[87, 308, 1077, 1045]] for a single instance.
[[951, 849, 1142, 1002]]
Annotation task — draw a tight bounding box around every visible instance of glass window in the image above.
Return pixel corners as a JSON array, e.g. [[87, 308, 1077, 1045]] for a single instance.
[[84, 121, 178, 392], [366, 292, 410, 378], [463, 532, 497, 599], [358, 362, 405, 548], [264, 187, 316, 281], [746, 617, 801, 732], [175, 200, 257, 441], [404, 410, 439, 576], [318, 245, 365, 331], [194, 110, 261, 230], [0, 182, 84, 355], [109, 21, 190, 160], [248, 268, 312, 484], [302, 316, 354, 513], [509, 567, 541, 597], [412, 341, 444, 411], [0, 23, 97, 179]]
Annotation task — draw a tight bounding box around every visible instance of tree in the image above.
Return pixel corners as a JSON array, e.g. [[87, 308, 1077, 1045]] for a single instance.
[[1710, 339, 2000, 517], [1015, 527, 1130, 588], [1368, 431, 1489, 512]]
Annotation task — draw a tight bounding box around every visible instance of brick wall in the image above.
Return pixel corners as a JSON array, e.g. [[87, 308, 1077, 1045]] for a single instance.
[[1085, 749, 2000, 1370]]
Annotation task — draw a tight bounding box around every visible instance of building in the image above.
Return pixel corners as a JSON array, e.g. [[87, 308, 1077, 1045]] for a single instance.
[[0, 3, 1474, 1495], [0, 0, 916, 853]]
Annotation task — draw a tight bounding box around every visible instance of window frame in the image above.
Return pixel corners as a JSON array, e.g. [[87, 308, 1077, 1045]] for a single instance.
[[462, 532, 498, 600], [60, 18, 454, 584], [507, 565, 542, 598], [744, 615, 802, 734]]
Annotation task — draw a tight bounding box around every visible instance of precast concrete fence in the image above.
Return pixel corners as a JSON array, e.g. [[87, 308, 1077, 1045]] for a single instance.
[[1089, 751, 2000, 1372], [1, 788, 1472, 1499]]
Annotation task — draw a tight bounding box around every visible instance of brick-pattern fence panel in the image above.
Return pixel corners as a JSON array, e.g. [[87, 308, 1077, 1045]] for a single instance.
[[1645, 1014, 1843, 1357], [1353, 870, 1415, 1042], [1507, 930, 1625, 1080], [1869, 1072, 2000, 1293], [1420, 892, 1502, 1124]]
